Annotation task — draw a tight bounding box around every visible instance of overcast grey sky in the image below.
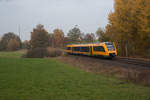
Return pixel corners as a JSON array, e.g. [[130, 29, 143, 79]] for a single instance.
[[0, 0, 114, 40]]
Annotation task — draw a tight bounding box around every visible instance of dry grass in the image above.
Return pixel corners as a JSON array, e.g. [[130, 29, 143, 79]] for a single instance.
[[56, 55, 150, 86]]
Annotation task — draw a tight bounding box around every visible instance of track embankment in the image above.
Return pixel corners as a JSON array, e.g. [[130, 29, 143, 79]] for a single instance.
[[56, 55, 150, 86], [116, 57, 150, 68]]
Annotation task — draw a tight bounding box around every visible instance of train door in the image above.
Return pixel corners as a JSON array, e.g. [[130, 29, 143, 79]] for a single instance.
[[90, 46, 93, 56]]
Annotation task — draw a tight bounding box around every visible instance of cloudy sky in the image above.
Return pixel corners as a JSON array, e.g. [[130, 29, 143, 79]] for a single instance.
[[0, 0, 114, 40]]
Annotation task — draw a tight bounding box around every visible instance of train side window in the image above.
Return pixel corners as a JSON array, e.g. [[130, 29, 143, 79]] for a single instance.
[[80, 47, 89, 52], [67, 47, 71, 50], [93, 46, 105, 52], [73, 47, 80, 51]]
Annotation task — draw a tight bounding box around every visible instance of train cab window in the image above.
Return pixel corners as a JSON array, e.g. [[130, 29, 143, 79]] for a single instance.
[[67, 47, 71, 50], [93, 46, 105, 52], [73, 47, 80, 51], [80, 47, 89, 52], [105, 42, 115, 51]]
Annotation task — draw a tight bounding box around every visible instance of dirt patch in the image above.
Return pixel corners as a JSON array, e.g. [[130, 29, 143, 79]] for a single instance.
[[56, 55, 150, 86]]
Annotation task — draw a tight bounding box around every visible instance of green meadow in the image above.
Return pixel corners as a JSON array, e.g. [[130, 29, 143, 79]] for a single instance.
[[0, 51, 150, 100]]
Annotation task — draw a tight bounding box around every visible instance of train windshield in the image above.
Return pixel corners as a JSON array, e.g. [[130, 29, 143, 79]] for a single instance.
[[105, 42, 115, 51]]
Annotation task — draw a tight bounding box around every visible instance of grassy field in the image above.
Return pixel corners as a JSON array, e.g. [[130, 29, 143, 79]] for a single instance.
[[0, 51, 150, 100]]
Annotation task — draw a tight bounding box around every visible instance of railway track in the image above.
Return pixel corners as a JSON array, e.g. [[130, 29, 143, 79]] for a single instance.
[[67, 54, 150, 69], [115, 57, 150, 68]]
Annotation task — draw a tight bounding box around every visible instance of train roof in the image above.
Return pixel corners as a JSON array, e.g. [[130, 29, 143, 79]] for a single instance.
[[67, 42, 113, 46]]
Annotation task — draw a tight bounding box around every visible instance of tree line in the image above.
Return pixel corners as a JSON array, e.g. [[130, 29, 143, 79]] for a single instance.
[[0, 24, 104, 51], [104, 0, 150, 58]]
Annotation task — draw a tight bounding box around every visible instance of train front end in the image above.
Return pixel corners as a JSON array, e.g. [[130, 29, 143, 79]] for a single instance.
[[105, 42, 117, 58]]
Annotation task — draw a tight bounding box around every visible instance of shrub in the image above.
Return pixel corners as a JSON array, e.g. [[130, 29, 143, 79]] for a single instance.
[[7, 39, 20, 51], [24, 48, 49, 58], [24, 47, 63, 58], [47, 47, 63, 57]]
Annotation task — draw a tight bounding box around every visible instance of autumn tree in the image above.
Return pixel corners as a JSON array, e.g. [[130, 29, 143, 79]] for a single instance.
[[0, 32, 21, 51], [106, 0, 150, 58], [47, 33, 54, 47], [30, 24, 49, 49], [96, 28, 110, 42], [84, 33, 96, 43], [25, 24, 49, 58], [105, 0, 136, 56], [53, 29, 64, 48], [67, 26, 82, 43], [135, 0, 150, 57], [7, 39, 20, 51]]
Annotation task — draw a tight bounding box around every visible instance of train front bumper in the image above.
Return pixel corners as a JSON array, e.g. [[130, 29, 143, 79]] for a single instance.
[[109, 53, 116, 57]]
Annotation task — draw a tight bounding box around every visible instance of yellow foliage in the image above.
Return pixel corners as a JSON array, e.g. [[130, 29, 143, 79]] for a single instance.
[[106, 0, 150, 58]]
